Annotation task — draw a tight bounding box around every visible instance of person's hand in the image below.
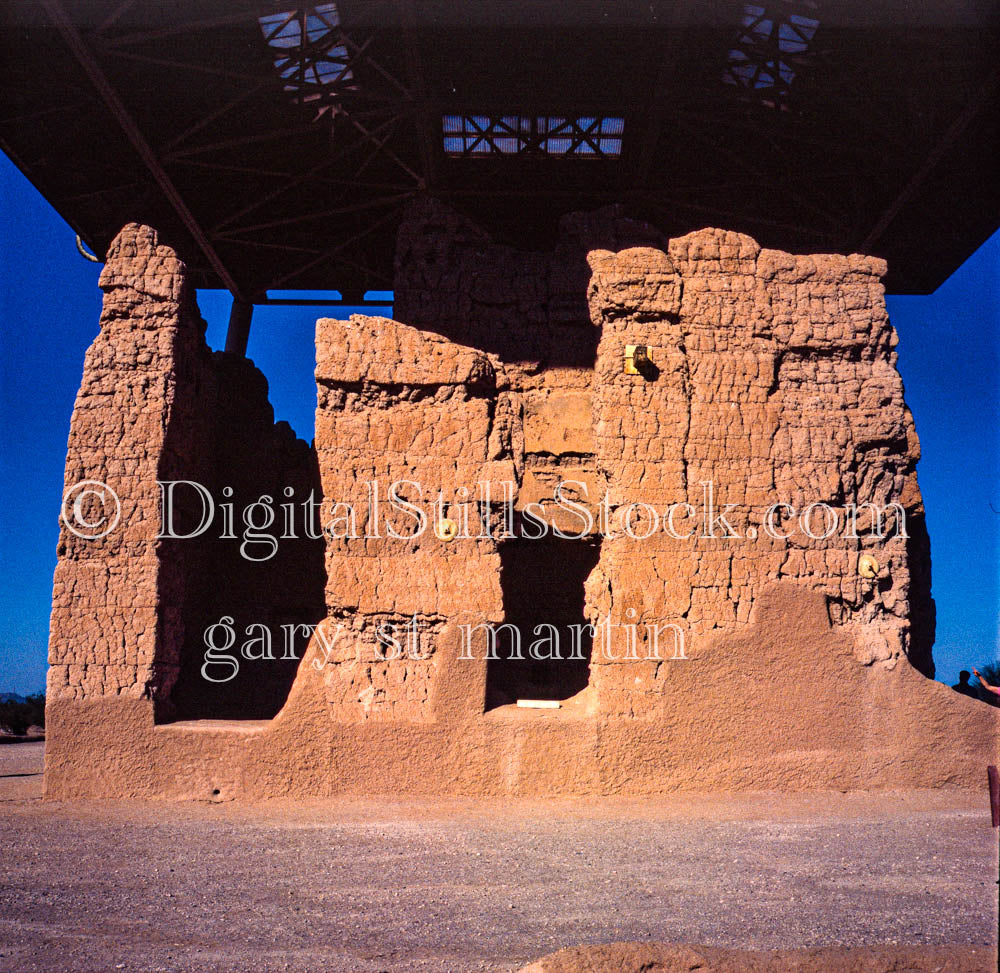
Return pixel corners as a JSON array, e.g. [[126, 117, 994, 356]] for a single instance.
[[974, 669, 1000, 696]]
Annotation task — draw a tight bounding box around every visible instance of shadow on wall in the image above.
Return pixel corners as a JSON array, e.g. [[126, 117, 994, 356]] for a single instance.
[[906, 509, 936, 679], [393, 198, 668, 370], [156, 306, 326, 722]]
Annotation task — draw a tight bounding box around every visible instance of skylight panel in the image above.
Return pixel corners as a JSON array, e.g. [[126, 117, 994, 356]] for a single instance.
[[442, 115, 624, 158], [259, 4, 356, 114], [723, 2, 821, 106]]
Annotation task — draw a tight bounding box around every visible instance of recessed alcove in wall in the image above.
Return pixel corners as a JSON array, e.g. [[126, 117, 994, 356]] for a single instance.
[[486, 535, 602, 710], [156, 292, 377, 723]]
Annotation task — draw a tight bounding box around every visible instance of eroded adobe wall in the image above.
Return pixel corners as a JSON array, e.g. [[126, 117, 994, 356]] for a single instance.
[[387, 202, 934, 711], [313, 316, 518, 719], [394, 200, 668, 535], [48, 225, 189, 706], [48, 212, 995, 802], [394, 197, 666, 384], [585, 234, 934, 717], [47, 224, 324, 722]]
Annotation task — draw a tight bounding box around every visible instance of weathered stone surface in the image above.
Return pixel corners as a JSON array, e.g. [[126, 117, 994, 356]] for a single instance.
[[583, 225, 935, 714], [314, 314, 509, 720], [516, 468, 605, 535], [47, 223, 194, 706], [48, 224, 324, 720], [44, 207, 997, 801], [523, 392, 594, 455]]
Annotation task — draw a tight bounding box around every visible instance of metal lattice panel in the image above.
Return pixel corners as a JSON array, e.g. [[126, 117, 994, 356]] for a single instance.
[[1, 0, 996, 298]]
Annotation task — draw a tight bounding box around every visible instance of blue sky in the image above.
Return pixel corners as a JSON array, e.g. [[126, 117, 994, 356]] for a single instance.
[[1, 151, 997, 693]]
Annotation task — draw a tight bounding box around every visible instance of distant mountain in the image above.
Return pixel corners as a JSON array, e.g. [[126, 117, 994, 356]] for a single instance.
[[0, 693, 27, 704]]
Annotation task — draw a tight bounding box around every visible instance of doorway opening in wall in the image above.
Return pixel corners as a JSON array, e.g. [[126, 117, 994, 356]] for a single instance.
[[486, 535, 601, 710]]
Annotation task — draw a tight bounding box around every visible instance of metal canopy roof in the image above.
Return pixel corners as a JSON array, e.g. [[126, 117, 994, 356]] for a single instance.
[[1, 0, 997, 298]]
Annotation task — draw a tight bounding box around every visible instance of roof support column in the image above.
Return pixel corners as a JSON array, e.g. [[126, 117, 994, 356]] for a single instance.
[[224, 298, 253, 357]]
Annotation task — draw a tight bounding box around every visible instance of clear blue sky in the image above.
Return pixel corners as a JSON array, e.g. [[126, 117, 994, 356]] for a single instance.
[[1, 151, 997, 694]]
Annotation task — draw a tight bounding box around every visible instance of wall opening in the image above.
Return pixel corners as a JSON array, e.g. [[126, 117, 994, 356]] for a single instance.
[[153, 297, 332, 724], [486, 536, 601, 709], [161, 438, 326, 723]]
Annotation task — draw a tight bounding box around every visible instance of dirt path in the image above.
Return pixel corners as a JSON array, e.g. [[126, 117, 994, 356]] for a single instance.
[[1, 744, 996, 971]]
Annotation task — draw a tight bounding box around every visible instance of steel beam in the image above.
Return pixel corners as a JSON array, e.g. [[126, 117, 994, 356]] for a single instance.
[[257, 298, 393, 308], [39, 0, 245, 299], [398, 0, 436, 189], [863, 69, 999, 252], [224, 298, 253, 357]]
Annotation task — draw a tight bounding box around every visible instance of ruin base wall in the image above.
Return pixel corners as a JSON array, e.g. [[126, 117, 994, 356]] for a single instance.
[[43, 216, 999, 800], [45, 583, 998, 798]]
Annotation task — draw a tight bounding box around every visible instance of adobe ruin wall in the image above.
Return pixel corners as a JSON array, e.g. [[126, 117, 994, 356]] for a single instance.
[[47, 224, 324, 723], [42, 211, 997, 800]]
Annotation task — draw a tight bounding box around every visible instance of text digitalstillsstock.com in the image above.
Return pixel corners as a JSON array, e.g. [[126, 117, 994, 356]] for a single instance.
[[60, 477, 906, 685], [61, 477, 909, 553]]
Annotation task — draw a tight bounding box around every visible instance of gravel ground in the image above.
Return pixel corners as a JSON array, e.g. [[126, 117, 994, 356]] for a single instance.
[[0, 742, 997, 972]]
